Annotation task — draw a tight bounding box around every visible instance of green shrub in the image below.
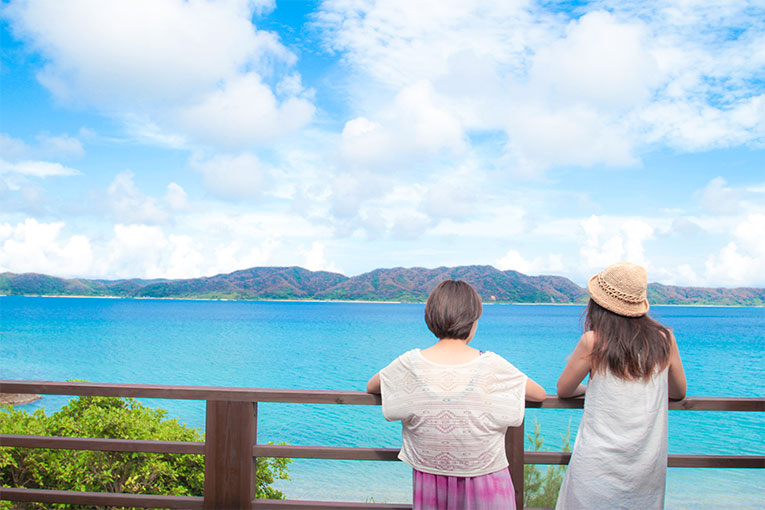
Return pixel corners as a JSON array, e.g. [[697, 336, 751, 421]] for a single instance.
[[0, 395, 290, 509], [523, 418, 571, 508]]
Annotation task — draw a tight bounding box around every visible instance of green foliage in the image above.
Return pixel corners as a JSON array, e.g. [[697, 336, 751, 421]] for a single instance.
[[523, 418, 571, 508], [0, 396, 291, 508], [255, 445, 291, 500]]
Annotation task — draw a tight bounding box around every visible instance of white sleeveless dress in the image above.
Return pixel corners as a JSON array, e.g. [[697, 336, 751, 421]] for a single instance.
[[556, 367, 669, 510]]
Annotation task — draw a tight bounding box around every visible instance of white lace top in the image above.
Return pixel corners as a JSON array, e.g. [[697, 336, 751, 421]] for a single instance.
[[379, 349, 528, 476]]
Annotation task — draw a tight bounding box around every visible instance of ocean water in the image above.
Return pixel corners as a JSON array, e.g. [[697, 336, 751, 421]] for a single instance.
[[1, 297, 763, 507]]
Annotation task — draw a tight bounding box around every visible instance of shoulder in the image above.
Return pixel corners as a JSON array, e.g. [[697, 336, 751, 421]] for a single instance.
[[481, 352, 526, 376], [579, 331, 596, 351], [381, 349, 419, 373]]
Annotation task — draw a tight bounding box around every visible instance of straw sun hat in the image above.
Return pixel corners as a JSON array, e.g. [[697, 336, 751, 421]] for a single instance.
[[587, 262, 650, 317]]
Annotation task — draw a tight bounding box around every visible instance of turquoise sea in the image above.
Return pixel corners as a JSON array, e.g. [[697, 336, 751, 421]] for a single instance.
[[1, 297, 763, 508]]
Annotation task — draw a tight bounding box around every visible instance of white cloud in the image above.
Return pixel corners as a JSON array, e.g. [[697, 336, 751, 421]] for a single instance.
[[420, 169, 479, 221], [495, 249, 564, 275], [0, 158, 81, 178], [107, 171, 169, 225], [123, 116, 187, 149], [177, 73, 314, 148], [698, 176, 740, 214], [529, 11, 660, 110], [391, 211, 432, 240], [190, 152, 269, 201], [165, 182, 189, 212], [326, 170, 390, 220], [0, 134, 30, 159], [6, 0, 287, 105], [339, 81, 465, 169], [319, 0, 764, 174], [300, 241, 340, 273], [703, 213, 765, 286], [5, 0, 314, 149], [36, 133, 84, 158], [503, 104, 638, 174], [0, 218, 93, 277], [579, 215, 654, 271]]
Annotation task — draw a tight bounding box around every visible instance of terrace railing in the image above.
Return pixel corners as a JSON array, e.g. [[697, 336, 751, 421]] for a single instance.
[[1, 380, 763, 509]]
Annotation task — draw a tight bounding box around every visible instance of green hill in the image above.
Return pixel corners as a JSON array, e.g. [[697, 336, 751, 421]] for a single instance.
[[0, 267, 762, 305]]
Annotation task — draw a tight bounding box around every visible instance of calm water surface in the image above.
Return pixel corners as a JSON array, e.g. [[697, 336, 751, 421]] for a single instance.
[[1, 297, 763, 507]]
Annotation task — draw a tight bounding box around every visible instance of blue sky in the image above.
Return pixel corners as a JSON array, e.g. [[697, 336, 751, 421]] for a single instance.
[[0, 0, 763, 287]]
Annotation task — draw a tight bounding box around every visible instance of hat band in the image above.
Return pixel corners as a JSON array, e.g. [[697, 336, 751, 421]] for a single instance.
[[597, 274, 645, 304]]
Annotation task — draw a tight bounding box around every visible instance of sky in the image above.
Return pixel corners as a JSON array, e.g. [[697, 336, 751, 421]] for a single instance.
[[0, 0, 763, 287]]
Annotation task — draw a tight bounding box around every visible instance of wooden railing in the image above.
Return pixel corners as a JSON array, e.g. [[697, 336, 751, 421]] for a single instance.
[[1, 380, 763, 509]]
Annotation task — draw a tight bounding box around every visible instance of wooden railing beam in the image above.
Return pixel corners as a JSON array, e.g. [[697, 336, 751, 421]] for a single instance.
[[0, 434, 204, 454], [2, 381, 762, 411], [0, 488, 202, 509]]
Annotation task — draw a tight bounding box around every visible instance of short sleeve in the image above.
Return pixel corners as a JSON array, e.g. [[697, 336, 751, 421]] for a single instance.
[[379, 350, 418, 422], [486, 353, 528, 427]]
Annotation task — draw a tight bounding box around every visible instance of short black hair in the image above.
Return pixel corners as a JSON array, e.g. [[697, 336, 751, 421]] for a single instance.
[[424, 280, 482, 340]]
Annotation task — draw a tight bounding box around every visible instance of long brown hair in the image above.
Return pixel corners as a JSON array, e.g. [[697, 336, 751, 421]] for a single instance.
[[586, 299, 672, 380]]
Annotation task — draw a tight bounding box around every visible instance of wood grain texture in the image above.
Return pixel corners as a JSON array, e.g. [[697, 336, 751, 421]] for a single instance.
[[0, 434, 204, 454], [253, 444, 400, 461], [0, 488, 202, 509], [204, 401, 256, 509]]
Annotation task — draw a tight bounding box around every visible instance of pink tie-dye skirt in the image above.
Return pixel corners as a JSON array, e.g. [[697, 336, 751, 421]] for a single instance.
[[413, 467, 516, 510]]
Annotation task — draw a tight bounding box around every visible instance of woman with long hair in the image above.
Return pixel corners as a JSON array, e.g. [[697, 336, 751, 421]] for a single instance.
[[556, 262, 686, 509]]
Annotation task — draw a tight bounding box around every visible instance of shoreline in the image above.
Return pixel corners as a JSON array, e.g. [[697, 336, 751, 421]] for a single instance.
[[0, 294, 761, 307], [0, 393, 42, 406]]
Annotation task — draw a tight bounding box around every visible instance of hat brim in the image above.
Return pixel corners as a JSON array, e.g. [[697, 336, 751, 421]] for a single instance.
[[587, 274, 649, 317]]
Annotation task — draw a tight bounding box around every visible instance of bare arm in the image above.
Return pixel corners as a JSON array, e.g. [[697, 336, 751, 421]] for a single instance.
[[525, 377, 546, 402], [367, 372, 381, 394], [557, 332, 594, 398], [667, 332, 686, 400]]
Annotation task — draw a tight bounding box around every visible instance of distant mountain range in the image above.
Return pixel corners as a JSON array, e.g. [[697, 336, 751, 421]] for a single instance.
[[0, 266, 763, 306]]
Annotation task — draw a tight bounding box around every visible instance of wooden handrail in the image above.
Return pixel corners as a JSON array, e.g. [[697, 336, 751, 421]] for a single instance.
[[2, 380, 763, 410], [1, 380, 763, 509]]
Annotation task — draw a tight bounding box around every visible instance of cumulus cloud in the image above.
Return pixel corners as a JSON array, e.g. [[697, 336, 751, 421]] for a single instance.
[[177, 73, 315, 148], [300, 241, 341, 273], [0, 218, 93, 276], [704, 213, 765, 286], [318, 1, 764, 173], [0, 218, 288, 280], [530, 11, 660, 109], [4, 0, 314, 148], [339, 81, 465, 169], [495, 249, 564, 275], [579, 215, 654, 271]]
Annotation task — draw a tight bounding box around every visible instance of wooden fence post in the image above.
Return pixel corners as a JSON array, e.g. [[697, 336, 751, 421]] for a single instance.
[[204, 400, 257, 509], [506, 420, 525, 510]]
